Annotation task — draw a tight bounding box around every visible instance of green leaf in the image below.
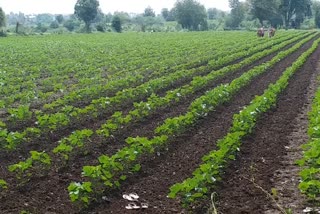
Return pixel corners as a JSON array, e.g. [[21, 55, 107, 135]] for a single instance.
[[132, 164, 141, 172], [120, 175, 127, 181]]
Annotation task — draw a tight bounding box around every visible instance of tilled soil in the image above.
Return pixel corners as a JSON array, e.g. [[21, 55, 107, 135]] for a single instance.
[[0, 35, 319, 214], [215, 41, 320, 213], [263, 60, 320, 214]]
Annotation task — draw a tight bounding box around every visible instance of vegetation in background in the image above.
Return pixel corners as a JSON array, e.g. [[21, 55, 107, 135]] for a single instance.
[[314, 0, 320, 28], [2, 0, 320, 34], [226, 0, 246, 29], [0, 7, 6, 36], [74, 0, 100, 32], [111, 15, 122, 33], [143, 6, 156, 17], [174, 0, 208, 31]]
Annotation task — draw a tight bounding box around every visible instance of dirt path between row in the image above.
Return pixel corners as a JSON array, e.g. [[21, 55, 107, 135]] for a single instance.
[[215, 42, 320, 213], [263, 56, 320, 214]]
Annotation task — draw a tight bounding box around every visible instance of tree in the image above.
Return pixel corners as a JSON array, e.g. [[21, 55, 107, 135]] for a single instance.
[[249, 0, 281, 25], [16, 22, 20, 34], [105, 13, 113, 23], [96, 23, 105, 32], [174, 0, 208, 30], [313, 0, 320, 28], [36, 23, 49, 33], [56, 14, 64, 24], [63, 15, 81, 31], [207, 8, 219, 20], [279, 0, 312, 28], [0, 7, 6, 29], [50, 20, 59, 29], [161, 8, 170, 20], [133, 15, 147, 32], [93, 8, 105, 23], [112, 15, 122, 32], [113, 11, 131, 24], [133, 15, 164, 32], [227, 0, 246, 28], [7, 12, 26, 26], [167, 9, 176, 21], [36, 13, 54, 25], [144, 6, 156, 17], [74, 0, 100, 32]]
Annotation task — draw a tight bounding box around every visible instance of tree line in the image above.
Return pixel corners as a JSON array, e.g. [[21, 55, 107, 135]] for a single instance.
[[0, 0, 320, 35]]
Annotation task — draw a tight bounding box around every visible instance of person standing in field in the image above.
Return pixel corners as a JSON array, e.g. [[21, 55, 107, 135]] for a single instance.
[[268, 27, 276, 38], [257, 26, 265, 37]]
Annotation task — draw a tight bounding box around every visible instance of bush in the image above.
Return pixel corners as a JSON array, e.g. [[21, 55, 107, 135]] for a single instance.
[[0, 31, 7, 37], [316, 12, 320, 28], [96, 23, 105, 32], [300, 18, 315, 30]]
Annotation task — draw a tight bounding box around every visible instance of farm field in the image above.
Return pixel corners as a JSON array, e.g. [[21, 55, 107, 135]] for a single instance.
[[1, 31, 320, 213]]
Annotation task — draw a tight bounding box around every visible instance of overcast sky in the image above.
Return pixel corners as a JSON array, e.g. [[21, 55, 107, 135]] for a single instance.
[[0, 0, 231, 15]]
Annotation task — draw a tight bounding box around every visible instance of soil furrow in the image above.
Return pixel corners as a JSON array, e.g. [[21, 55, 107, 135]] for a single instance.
[[215, 44, 320, 213], [263, 61, 320, 214], [81, 37, 320, 213]]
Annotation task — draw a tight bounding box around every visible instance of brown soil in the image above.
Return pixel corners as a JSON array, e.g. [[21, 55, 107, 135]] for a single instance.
[[263, 62, 320, 214], [215, 41, 320, 213], [0, 35, 319, 214]]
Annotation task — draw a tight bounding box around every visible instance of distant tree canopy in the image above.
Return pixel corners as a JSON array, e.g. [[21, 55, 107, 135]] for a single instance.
[[248, 0, 312, 28], [50, 20, 59, 29], [55, 14, 64, 24], [113, 11, 131, 24], [174, 0, 208, 30], [226, 0, 246, 28], [161, 8, 176, 21], [249, 0, 280, 25], [3, 0, 320, 34], [144, 6, 156, 17], [207, 8, 219, 20], [161, 8, 170, 20], [313, 0, 320, 28], [0, 7, 6, 29], [112, 15, 122, 32], [36, 13, 53, 25], [279, 0, 312, 28], [0, 7, 6, 36], [63, 16, 81, 31], [93, 8, 105, 23], [74, 0, 100, 32]]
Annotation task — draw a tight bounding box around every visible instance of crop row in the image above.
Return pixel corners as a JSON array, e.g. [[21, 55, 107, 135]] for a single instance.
[[297, 76, 320, 201], [167, 37, 320, 206], [0, 32, 303, 152], [56, 30, 310, 162], [3, 32, 295, 123], [0, 33, 266, 126], [39, 32, 261, 112], [66, 33, 318, 206], [7, 29, 306, 179], [0, 32, 259, 109]]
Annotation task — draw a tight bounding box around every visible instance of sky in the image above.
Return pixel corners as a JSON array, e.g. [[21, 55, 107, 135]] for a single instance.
[[0, 0, 231, 15]]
